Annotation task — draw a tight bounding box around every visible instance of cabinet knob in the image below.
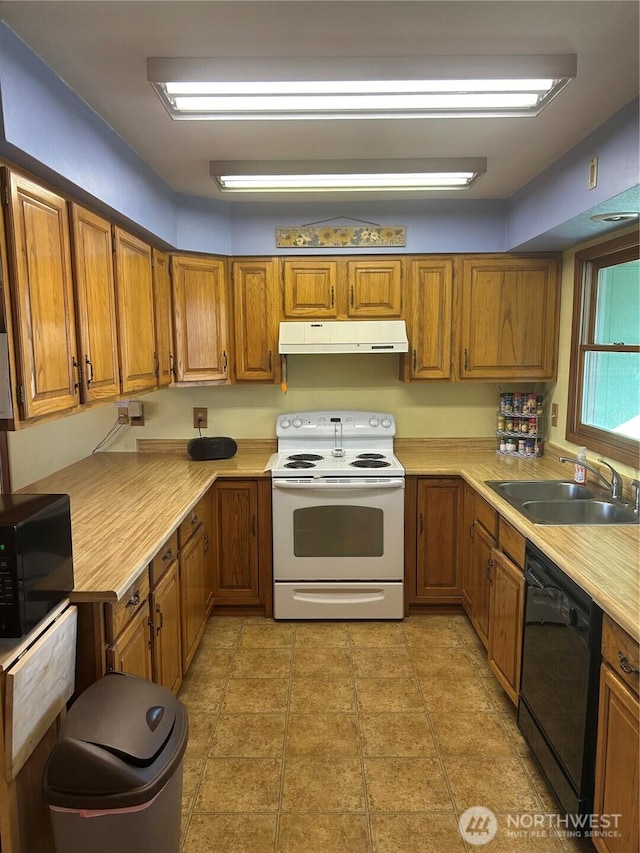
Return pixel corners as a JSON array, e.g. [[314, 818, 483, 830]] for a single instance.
[[191, 513, 199, 525], [162, 548, 174, 562]]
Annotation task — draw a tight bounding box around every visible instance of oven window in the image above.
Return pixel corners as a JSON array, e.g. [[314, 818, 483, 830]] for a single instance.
[[293, 505, 383, 557]]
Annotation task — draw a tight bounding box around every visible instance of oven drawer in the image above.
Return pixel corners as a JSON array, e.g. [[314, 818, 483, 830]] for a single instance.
[[274, 581, 403, 620]]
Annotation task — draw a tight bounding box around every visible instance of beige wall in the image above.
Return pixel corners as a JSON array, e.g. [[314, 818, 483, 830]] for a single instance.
[[8, 228, 639, 489]]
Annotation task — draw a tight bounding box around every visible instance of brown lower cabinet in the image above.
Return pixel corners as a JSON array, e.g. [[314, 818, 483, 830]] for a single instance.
[[487, 548, 525, 705], [405, 477, 462, 607], [211, 478, 273, 614], [468, 502, 497, 649], [150, 559, 182, 694], [593, 616, 640, 853]]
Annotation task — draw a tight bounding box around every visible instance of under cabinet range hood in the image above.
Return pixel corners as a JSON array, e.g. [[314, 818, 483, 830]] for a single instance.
[[279, 320, 409, 354]]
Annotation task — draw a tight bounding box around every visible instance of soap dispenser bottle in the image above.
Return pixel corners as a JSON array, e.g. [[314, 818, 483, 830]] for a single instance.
[[574, 447, 587, 484]]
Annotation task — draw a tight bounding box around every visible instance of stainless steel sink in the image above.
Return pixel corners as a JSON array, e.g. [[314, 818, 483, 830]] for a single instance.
[[521, 499, 639, 525], [490, 480, 597, 502], [485, 480, 639, 525]]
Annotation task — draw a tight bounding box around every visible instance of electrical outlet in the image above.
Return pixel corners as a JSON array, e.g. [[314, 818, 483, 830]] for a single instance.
[[551, 403, 559, 427], [193, 407, 208, 429], [117, 412, 129, 424]]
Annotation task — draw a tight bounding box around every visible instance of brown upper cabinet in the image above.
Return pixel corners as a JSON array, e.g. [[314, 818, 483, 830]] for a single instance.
[[1, 168, 80, 419], [152, 250, 174, 387], [171, 254, 230, 383], [401, 257, 453, 380], [113, 227, 157, 394], [69, 204, 120, 404], [231, 257, 281, 383], [457, 255, 560, 381], [282, 257, 403, 319]]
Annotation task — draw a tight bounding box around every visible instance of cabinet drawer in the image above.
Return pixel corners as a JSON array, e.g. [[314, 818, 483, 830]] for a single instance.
[[179, 495, 208, 548], [498, 517, 525, 568], [149, 530, 179, 587], [105, 571, 150, 642], [474, 494, 498, 539], [602, 615, 640, 696]]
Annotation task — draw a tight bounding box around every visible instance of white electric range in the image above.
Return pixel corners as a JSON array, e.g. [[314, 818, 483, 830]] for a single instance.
[[271, 411, 405, 620]]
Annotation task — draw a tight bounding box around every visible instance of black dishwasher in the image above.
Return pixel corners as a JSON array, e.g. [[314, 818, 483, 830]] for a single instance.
[[518, 541, 602, 818]]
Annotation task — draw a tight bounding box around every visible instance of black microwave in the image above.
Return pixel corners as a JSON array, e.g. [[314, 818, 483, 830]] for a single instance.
[[0, 493, 74, 639]]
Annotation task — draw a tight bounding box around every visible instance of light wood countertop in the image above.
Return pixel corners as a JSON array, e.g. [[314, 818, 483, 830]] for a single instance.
[[18, 445, 272, 602], [17, 439, 639, 642]]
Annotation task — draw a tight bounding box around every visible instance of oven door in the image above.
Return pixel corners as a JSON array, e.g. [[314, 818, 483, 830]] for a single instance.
[[272, 477, 404, 581]]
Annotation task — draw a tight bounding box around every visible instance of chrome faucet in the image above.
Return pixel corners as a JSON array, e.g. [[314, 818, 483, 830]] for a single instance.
[[559, 455, 624, 500]]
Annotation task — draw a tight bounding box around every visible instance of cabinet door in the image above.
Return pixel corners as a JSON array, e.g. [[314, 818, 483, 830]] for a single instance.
[[2, 169, 80, 418], [282, 259, 338, 318], [488, 548, 524, 704], [113, 227, 157, 393], [231, 258, 280, 382], [346, 259, 403, 318], [106, 602, 152, 680], [459, 256, 559, 380], [179, 524, 208, 672], [151, 560, 182, 694], [212, 480, 260, 603], [152, 250, 174, 387], [172, 254, 230, 382], [593, 664, 639, 853], [414, 478, 461, 602], [461, 483, 476, 614], [471, 521, 495, 649], [70, 204, 120, 403], [403, 257, 453, 380]]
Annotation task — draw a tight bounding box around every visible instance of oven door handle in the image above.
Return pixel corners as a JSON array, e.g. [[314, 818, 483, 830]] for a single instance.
[[272, 478, 405, 490]]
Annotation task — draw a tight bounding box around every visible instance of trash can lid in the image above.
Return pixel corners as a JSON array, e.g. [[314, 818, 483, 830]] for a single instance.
[[60, 672, 177, 766]]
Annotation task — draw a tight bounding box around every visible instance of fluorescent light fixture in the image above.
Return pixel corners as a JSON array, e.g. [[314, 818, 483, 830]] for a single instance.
[[147, 55, 576, 120], [209, 159, 487, 193]]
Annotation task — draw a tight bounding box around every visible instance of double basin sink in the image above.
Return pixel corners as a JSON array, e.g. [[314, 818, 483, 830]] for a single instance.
[[485, 480, 639, 525]]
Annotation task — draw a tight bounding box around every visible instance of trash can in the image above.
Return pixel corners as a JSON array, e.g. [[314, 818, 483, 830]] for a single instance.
[[42, 671, 188, 853]]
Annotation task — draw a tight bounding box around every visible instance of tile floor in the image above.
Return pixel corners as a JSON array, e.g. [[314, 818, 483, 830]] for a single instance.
[[178, 614, 594, 852]]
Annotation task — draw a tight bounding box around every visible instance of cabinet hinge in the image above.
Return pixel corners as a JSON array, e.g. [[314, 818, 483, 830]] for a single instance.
[[1, 185, 8, 206], [112, 236, 117, 253], [17, 385, 24, 404]]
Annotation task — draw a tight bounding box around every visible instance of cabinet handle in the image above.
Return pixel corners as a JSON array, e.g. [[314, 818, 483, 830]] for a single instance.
[[486, 557, 493, 584], [469, 522, 475, 541], [127, 591, 141, 608], [412, 349, 417, 371], [251, 514, 257, 536], [330, 286, 334, 308], [419, 512, 424, 535], [204, 531, 209, 553], [169, 352, 176, 377], [223, 350, 228, 373], [350, 285, 354, 307], [162, 548, 174, 562], [155, 603, 164, 631], [153, 352, 160, 379], [464, 348, 469, 371], [268, 350, 272, 371], [85, 355, 94, 386], [618, 652, 640, 675], [72, 357, 82, 391]]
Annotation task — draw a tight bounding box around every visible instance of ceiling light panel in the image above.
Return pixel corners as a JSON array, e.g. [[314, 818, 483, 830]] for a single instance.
[[148, 55, 576, 120], [210, 159, 487, 193]]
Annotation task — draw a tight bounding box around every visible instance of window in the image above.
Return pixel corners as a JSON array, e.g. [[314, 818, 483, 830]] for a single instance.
[[567, 230, 640, 468]]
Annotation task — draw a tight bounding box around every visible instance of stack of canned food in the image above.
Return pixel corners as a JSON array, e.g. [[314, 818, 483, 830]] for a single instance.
[[496, 392, 544, 457]]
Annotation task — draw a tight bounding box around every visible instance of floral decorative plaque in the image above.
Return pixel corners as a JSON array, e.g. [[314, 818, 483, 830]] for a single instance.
[[276, 225, 406, 248]]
